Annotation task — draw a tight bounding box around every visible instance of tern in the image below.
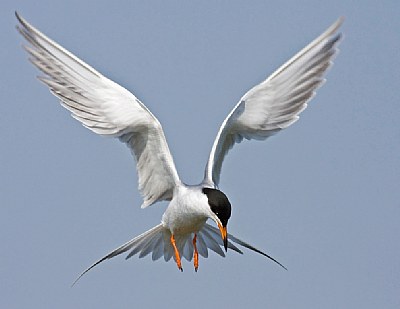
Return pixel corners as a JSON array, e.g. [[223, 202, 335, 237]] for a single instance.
[[16, 12, 342, 283]]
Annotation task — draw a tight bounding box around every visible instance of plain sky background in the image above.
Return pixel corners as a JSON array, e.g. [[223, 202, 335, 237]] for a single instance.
[[1, 1, 399, 308]]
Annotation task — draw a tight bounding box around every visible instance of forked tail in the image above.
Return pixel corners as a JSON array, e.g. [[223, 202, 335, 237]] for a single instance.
[[72, 223, 285, 285]]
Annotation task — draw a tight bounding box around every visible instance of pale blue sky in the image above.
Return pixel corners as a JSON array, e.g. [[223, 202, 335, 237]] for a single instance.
[[2, 1, 399, 308]]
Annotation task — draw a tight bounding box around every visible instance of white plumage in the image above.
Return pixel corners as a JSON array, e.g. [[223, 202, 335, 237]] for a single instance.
[[16, 12, 343, 283]]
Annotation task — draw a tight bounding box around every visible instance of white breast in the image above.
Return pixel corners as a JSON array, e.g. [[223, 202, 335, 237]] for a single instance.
[[161, 185, 210, 235]]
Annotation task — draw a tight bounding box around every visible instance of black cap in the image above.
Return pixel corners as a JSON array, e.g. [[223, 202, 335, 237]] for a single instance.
[[202, 188, 231, 227]]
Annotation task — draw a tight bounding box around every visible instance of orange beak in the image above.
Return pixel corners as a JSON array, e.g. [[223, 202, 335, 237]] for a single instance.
[[218, 222, 228, 251]]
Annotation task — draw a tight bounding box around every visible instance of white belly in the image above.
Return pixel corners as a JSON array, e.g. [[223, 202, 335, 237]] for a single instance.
[[161, 186, 209, 235]]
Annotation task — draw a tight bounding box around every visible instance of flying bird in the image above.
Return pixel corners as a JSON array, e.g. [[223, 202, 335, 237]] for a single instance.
[[16, 12, 342, 283]]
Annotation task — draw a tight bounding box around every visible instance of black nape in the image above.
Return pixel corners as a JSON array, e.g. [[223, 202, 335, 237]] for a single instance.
[[202, 188, 231, 227]]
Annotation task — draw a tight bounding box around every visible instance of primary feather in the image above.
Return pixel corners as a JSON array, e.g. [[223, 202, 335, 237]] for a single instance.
[[17, 12, 342, 283], [16, 12, 181, 208], [203, 17, 343, 187]]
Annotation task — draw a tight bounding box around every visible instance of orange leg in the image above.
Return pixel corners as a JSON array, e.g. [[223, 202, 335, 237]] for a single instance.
[[193, 233, 199, 272], [170, 234, 183, 272]]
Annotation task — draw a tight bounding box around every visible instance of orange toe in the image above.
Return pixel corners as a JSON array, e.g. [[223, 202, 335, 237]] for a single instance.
[[170, 234, 183, 271], [193, 234, 199, 272]]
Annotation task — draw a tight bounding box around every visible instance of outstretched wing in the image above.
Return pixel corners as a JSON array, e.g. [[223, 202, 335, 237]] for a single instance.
[[16, 12, 181, 208], [203, 18, 343, 187]]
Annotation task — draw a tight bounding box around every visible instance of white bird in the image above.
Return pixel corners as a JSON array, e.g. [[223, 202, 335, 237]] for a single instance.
[[16, 12, 343, 283]]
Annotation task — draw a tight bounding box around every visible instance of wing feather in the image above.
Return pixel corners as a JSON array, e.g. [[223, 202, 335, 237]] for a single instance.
[[16, 12, 181, 207], [204, 18, 343, 186]]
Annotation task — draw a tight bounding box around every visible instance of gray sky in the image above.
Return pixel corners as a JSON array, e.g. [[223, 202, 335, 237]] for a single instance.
[[2, 1, 399, 308]]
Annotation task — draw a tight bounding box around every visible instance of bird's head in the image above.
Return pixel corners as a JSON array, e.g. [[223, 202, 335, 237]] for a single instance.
[[202, 187, 231, 251]]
